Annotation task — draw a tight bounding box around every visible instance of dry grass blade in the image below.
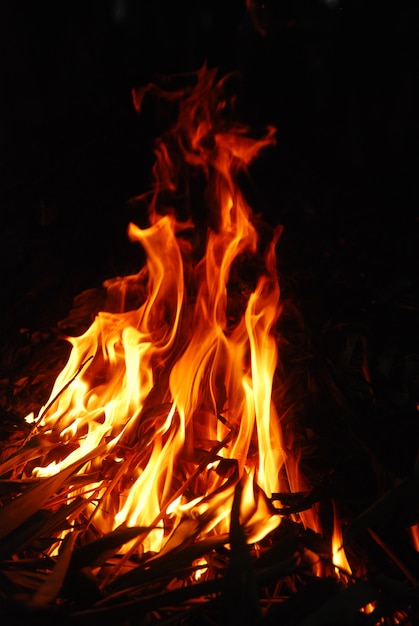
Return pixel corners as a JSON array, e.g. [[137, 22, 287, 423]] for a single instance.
[[271, 489, 323, 515], [368, 528, 419, 587], [73, 577, 223, 623], [102, 439, 236, 582], [219, 479, 261, 626], [298, 580, 379, 626], [1, 568, 49, 592], [107, 533, 228, 593], [0, 435, 56, 478], [0, 443, 107, 541], [70, 525, 161, 570], [344, 471, 419, 546], [0, 478, 38, 496], [255, 552, 302, 587], [373, 572, 419, 604], [0, 495, 85, 560], [29, 530, 80, 609], [0, 467, 79, 542], [21, 355, 94, 447]]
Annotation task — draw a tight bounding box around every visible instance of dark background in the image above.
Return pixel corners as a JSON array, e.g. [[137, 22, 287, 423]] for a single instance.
[[1, 1, 418, 279], [1, 0, 418, 306], [1, 0, 419, 461]]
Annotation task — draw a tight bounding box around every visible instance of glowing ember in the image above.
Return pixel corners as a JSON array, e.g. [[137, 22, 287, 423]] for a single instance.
[[21, 66, 287, 557]]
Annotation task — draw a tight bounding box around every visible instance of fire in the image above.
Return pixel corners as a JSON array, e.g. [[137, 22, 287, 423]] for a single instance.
[[22, 66, 286, 557]]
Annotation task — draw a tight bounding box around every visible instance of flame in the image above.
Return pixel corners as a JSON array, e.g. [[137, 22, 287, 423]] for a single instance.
[[332, 501, 352, 577], [23, 66, 287, 557]]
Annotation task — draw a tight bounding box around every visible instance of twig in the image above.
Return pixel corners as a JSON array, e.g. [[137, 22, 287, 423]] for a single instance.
[[368, 528, 419, 587]]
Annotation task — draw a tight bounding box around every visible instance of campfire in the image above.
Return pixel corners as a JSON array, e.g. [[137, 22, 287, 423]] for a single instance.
[[0, 65, 418, 625]]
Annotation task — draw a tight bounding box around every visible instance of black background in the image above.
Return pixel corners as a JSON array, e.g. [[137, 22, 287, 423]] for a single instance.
[[1, 1, 418, 265]]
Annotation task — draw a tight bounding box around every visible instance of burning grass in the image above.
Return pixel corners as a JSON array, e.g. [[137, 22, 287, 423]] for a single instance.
[[1, 444, 418, 625], [1, 66, 419, 625]]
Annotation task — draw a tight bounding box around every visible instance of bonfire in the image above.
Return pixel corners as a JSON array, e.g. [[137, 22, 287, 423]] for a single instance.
[[0, 65, 418, 625]]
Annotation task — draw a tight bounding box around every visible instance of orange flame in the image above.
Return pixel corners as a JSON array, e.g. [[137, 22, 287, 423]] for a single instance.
[[332, 501, 352, 578], [25, 66, 286, 556]]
